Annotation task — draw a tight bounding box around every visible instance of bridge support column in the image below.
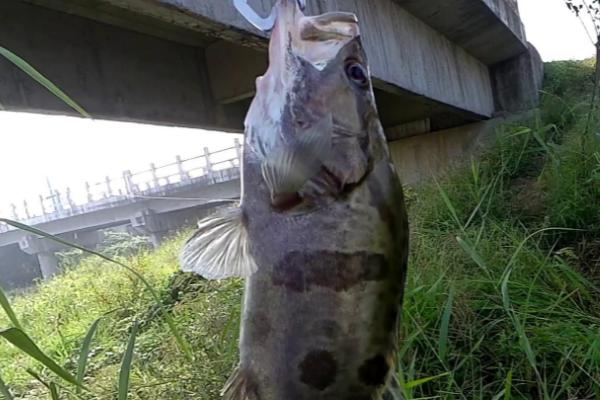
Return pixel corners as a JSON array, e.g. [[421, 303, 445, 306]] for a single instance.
[[37, 252, 60, 280], [18, 231, 105, 281], [130, 210, 168, 249], [19, 236, 62, 280]]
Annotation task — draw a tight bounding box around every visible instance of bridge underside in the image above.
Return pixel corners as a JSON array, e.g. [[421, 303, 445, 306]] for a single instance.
[[0, 0, 538, 138]]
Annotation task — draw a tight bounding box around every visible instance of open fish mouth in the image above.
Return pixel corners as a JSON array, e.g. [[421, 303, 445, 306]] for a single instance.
[[235, 0, 360, 67]]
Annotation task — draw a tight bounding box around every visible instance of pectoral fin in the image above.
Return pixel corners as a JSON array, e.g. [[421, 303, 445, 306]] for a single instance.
[[179, 207, 257, 280], [261, 115, 332, 203]]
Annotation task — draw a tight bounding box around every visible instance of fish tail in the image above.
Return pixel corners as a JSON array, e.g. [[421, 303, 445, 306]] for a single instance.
[[221, 366, 260, 400], [179, 206, 257, 280]]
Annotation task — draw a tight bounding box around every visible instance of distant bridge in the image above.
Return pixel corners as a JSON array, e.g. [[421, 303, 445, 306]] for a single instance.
[[0, 142, 243, 286]]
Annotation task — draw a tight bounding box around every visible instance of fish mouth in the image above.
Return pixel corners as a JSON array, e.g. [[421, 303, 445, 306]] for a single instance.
[[267, 0, 360, 70]]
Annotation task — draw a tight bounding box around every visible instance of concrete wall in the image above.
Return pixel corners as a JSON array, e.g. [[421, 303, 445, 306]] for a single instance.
[[389, 112, 532, 184]]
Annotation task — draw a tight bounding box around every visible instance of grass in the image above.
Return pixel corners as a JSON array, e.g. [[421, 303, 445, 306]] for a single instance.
[[0, 59, 599, 399]]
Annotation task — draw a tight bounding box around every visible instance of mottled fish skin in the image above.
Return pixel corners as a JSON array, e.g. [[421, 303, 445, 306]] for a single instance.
[[226, 1, 409, 399], [174, 0, 406, 398]]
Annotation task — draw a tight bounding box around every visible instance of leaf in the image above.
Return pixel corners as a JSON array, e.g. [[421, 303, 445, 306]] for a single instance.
[[49, 383, 59, 400], [404, 372, 450, 389], [439, 287, 454, 362], [456, 236, 491, 278], [76, 318, 102, 393], [504, 369, 513, 400], [0, 218, 193, 361], [434, 179, 463, 231], [0, 47, 90, 118], [0, 328, 81, 388], [119, 322, 139, 400], [0, 286, 23, 331], [0, 373, 13, 400]]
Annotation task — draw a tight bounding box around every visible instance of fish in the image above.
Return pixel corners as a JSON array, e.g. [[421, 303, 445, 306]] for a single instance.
[[180, 1, 409, 399]]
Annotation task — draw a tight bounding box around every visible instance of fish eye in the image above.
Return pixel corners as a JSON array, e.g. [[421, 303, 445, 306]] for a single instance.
[[345, 61, 369, 88]]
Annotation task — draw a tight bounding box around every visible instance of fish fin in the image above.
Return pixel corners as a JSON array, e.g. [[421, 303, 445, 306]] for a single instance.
[[378, 375, 404, 400], [221, 366, 260, 400], [261, 115, 332, 201], [179, 207, 257, 280]]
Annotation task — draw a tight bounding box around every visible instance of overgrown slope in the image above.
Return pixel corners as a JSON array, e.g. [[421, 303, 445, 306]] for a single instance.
[[1, 59, 599, 399]]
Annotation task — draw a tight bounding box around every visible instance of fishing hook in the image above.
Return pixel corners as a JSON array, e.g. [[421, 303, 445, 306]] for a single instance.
[[233, 0, 306, 32]]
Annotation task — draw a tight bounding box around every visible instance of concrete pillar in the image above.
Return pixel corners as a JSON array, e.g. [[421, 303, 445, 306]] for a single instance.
[[37, 252, 60, 279], [130, 209, 168, 249], [491, 42, 544, 113], [18, 231, 105, 280]]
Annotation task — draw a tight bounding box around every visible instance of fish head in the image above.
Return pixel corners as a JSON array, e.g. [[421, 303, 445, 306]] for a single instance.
[[246, 1, 380, 162]]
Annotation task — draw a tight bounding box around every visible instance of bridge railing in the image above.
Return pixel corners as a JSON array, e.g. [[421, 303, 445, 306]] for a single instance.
[[0, 139, 243, 232]]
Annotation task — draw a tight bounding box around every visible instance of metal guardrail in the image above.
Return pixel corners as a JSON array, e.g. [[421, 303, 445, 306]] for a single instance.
[[0, 140, 243, 232]]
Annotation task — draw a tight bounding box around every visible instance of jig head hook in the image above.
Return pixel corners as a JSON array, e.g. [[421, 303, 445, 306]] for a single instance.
[[233, 0, 306, 32]]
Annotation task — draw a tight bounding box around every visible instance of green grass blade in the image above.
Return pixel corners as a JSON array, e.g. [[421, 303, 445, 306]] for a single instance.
[[119, 322, 139, 400], [456, 236, 491, 278], [0, 47, 90, 118], [26, 369, 50, 388], [76, 318, 101, 393], [0, 373, 13, 400], [0, 218, 193, 361], [504, 369, 512, 400], [439, 287, 454, 362], [0, 328, 81, 388], [49, 383, 59, 400], [404, 372, 450, 390], [0, 286, 23, 331], [433, 178, 463, 231]]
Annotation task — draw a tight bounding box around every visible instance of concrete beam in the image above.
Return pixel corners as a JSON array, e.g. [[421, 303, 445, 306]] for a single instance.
[[392, 0, 527, 65], [0, 1, 222, 129], [4, 0, 503, 130]]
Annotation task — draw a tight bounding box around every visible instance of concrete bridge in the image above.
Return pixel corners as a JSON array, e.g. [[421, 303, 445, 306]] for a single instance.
[[0, 0, 542, 181], [0, 144, 242, 288]]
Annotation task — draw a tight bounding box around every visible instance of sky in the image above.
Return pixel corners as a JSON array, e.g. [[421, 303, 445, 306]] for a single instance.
[[0, 0, 596, 218]]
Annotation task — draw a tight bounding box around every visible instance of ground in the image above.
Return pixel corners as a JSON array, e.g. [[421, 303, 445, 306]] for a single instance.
[[0, 59, 599, 399]]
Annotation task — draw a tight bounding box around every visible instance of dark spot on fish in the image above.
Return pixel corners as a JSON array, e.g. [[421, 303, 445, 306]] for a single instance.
[[299, 350, 337, 390], [358, 354, 389, 386], [272, 251, 389, 292]]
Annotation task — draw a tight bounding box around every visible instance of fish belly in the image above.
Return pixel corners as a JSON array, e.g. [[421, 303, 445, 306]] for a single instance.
[[236, 248, 402, 400]]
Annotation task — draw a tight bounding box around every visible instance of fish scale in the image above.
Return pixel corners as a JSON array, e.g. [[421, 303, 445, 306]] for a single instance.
[[180, 1, 409, 398]]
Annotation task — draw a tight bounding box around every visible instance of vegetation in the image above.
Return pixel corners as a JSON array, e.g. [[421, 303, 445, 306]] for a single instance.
[[0, 59, 599, 399]]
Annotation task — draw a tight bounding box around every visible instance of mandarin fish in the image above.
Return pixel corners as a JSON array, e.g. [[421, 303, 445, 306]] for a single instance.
[[181, 1, 409, 398]]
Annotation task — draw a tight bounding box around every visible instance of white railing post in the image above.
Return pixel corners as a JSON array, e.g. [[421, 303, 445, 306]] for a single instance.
[[10, 204, 18, 220], [66, 187, 76, 210], [204, 147, 213, 179], [39, 195, 47, 215], [85, 182, 93, 203], [150, 163, 160, 188], [123, 170, 137, 196], [176, 155, 190, 182], [105, 176, 113, 197], [23, 200, 31, 220]]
